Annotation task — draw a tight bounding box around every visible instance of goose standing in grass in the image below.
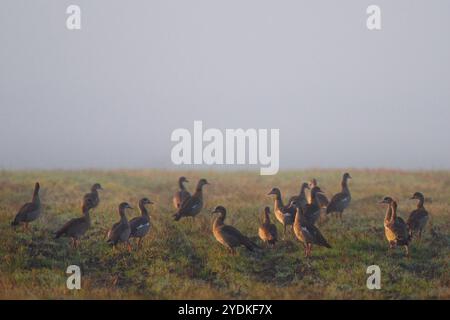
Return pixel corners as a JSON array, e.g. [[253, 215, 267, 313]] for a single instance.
[[11, 182, 41, 231], [54, 198, 95, 248], [173, 178, 209, 221], [107, 202, 133, 251], [212, 206, 259, 254], [173, 176, 191, 209], [309, 178, 329, 209], [326, 173, 352, 219], [129, 198, 153, 249], [379, 197, 411, 256], [83, 183, 102, 210], [288, 182, 310, 210], [291, 200, 331, 257], [303, 186, 325, 225], [258, 207, 278, 246], [267, 187, 295, 238], [407, 192, 429, 240]]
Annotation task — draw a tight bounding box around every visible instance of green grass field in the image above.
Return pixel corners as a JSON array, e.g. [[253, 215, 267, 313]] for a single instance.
[[0, 169, 448, 299]]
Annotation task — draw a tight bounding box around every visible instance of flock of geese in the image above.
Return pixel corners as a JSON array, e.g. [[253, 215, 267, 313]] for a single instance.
[[9, 173, 430, 257]]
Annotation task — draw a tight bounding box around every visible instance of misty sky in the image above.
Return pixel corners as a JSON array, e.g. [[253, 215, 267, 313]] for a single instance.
[[1, 1, 449, 170]]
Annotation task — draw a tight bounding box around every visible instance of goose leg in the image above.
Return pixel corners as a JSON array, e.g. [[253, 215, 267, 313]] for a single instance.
[[138, 237, 143, 249], [127, 241, 132, 253], [404, 245, 409, 257]]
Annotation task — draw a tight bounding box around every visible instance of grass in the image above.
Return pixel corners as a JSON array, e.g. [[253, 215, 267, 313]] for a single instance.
[[0, 169, 448, 299]]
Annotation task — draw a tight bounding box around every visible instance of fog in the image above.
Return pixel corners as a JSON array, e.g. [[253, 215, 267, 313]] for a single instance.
[[1, 1, 449, 170]]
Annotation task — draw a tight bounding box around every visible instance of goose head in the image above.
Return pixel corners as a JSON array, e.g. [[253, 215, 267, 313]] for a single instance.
[[212, 205, 227, 219], [343, 173, 352, 180], [139, 197, 154, 206], [92, 183, 103, 191], [119, 202, 133, 214], [379, 196, 394, 205], [267, 187, 281, 197], [410, 192, 424, 201]]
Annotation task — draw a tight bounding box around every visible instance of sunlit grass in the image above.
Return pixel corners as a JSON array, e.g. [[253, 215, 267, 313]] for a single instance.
[[0, 169, 448, 299]]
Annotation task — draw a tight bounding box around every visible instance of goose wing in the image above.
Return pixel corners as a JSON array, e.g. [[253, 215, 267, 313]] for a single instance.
[[391, 217, 410, 241], [326, 192, 350, 213], [129, 216, 150, 234], [220, 225, 259, 251], [407, 209, 428, 229], [107, 221, 123, 244], [173, 190, 191, 208], [14, 202, 38, 223], [55, 217, 86, 238], [175, 195, 202, 219], [302, 224, 331, 248]]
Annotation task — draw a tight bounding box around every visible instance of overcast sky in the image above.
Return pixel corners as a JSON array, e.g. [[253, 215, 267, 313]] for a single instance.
[[0, 1, 449, 170]]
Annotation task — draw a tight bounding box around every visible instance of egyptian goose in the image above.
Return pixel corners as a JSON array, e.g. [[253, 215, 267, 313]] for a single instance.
[[288, 182, 310, 210], [107, 202, 133, 251], [267, 187, 295, 237], [407, 192, 429, 240], [55, 197, 95, 248], [303, 186, 325, 225], [11, 182, 41, 230], [212, 206, 259, 254], [379, 197, 411, 256], [258, 207, 278, 246], [83, 183, 102, 210], [326, 173, 352, 219], [173, 176, 191, 209], [291, 200, 331, 257], [129, 198, 153, 248], [173, 178, 209, 221], [309, 178, 329, 208]]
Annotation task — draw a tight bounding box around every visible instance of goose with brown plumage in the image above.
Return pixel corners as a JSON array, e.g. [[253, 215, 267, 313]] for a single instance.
[[173, 178, 208, 221], [267, 187, 296, 238], [287, 182, 310, 211], [303, 186, 325, 225], [379, 197, 411, 256], [11, 182, 41, 231], [83, 183, 102, 210], [407, 192, 429, 240], [107, 202, 134, 251], [258, 207, 278, 246], [309, 178, 329, 209], [212, 206, 259, 254], [291, 200, 331, 257], [129, 198, 153, 248], [55, 197, 95, 248], [173, 176, 190, 209], [326, 173, 352, 219]]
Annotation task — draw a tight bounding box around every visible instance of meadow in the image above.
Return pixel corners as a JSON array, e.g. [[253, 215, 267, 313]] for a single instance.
[[0, 169, 448, 299]]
